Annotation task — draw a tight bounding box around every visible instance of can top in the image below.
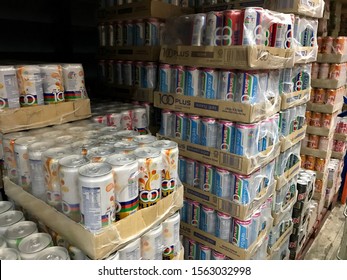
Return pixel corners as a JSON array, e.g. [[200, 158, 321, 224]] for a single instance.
[[106, 153, 137, 166], [133, 107, 146, 113], [59, 154, 90, 168], [43, 147, 71, 159], [61, 63, 83, 68], [0, 201, 13, 215], [114, 141, 139, 151], [3, 132, 27, 141], [28, 140, 55, 154], [114, 130, 139, 138], [98, 134, 120, 144], [118, 238, 141, 253], [88, 146, 115, 158], [4, 221, 37, 240], [143, 223, 163, 238], [212, 251, 225, 258], [163, 212, 180, 224], [39, 64, 62, 69], [79, 162, 113, 177], [14, 136, 38, 147], [134, 147, 161, 159], [202, 205, 214, 212], [55, 135, 74, 145], [133, 135, 157, 145], [18, 233, 52, 254], [297, 179, 308, 186], [0, 210, 24, 228], [35, 246, 69, 260], [99, 126, 121, 135], [71, 139, 97, 150], [151, 140, 178, 150], [0, 248, 20, 260], [217, 212, 231, 219], [41, 130, 64, 139], [202, 117, 216, 122], [199, 244, 211, 251]]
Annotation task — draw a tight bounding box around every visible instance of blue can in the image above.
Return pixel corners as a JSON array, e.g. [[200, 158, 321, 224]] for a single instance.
[[233, 173, 252, 205], [134, 61, 143, 87], [134, 19, 145, 46], [200, 117, 217, 147], [123, 20, 134, 46], [234, 123, 259, 157], [214, 167, 233, 198], [184, 66, 199, 96], [200, 68, 218, 99], [178, 156, 186, 184], [186, 238, 198, 260], [186, 158, 199, 188], [174, 112, 187, 140], [198, 163, 214, 193], [186, 114, 200, 144], [180, 198, 188, 223], [235, 71, 267, 104], [198, 244, 211, 260], [200, 205, 216, 235], [159, 64, 171, 93], [217, 70, 237, 100], [231, 217, 253, 249], [216, 120, 235, 153], [142, 62, 157, 89], [171, 65, 185, 94], [145, 18, 160, 46], [216, 212, 231, 241]]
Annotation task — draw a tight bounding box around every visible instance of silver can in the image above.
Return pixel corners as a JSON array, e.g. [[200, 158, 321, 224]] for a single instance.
[[35, 246, 70, 260], [118, 238, 141, 260], [0, 201, 14, 215], [54, 135, 75, 146], [0, 65, 20, 109], [0, 248, 21, 260], [4, 221, 38, 249], [87, 146, 115, 163], [0, 210, 25, 235], [18, 232, 53, 260], [133, 107, 148, 132], [141, 224, 163, 260], [133, 135, 157, 147], [71, 139, 97, 157], [115, 130, 139, 142], [162, 212, 181, 260], [114, 140, 139, 154]]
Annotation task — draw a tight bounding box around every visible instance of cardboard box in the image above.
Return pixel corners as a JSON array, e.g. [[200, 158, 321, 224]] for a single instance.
[[265, 0, 324, 18], [306, 100, 344, 114], [99, 46, 161, 62], [311, 78, 347, 89], [280, 125, 307, 152], [280, 89, 310, 110], [334, 133, 347, 141], [107, 85, 154, 103], [184, 181, 275, 220], [331, 150, 346, 160], [268, 224, 293, 256], [160, 45, 295, 70], [272, 192, 297, 226], [276, 161, 301, 191], [301, 146, 332, 159], [0, 99, 91, 134], [4, 177, 183, 260], [154, 92, 280, 123], [157, 134, 281, 175], [198, 0, 266, 12], [317, 53, 347, 63], [180, 221, 271, 260], [294, 47, 318, 64], [306, 124, 335, 137]]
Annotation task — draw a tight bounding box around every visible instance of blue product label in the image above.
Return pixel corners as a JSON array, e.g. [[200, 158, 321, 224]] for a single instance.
[[200, 122, 207, 146], [150, 23, 158, 46], [235, 128, 243, 156], [215, 173, 222, 197], [135, 24, 144, 46], [185, 71, 194, 96], [190, 119, 200, 144], [205, 72, 216, 99], [178, 158, 186, 184], [200, 210, 207, 232], [159, 69, 169, 93], [233, 221, 250, 249], [200, 250, 208, 260]]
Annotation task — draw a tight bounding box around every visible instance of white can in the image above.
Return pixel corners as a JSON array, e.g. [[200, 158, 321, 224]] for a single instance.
[[14, 136, 38, 191], [62, 64, 87, 100], [0, 210, 25, 235], [18, 232, 53, 260], [114, 141, 139, 154], [42, 147, 73, 210], [39, 64, 65, 104], [151, 140, 179, 198], [4, 221, 38, 249], [141, 224, 163, 260], [162, 212, 181, 260], [28, 140, 55, 200], [54, 135, 75, 146], [16, 65, 44, 106], [134, 147, 162, 208], [106, 154, 139, 220], [59, 155, 90, 222], [216, 211, 231, 241], [87, 146, 115, 162], [79, 162, 116, 233], [118, 238, 141, 260], [0, 201, 14, 215], [35, 246, 70, 260], [133, 107, 148, 132], [133, 135, 157, 147], [0, 248, 21, 260], [0, 66, 20, 109]]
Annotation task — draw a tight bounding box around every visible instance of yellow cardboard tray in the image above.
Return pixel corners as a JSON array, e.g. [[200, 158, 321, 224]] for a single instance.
[[280, 125, 307, 152], [280, 89, 310, 110]]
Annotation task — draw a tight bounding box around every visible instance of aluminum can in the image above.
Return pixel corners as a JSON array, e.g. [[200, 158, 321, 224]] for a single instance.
[[114, 141, 139, 155], [142, 62, 157, 89], [141, 224, 163, 260], [0, 210, 25, 236], [231, 217, 252, 249], [0, 66, 20, 109], [159, 64, 171, 93], [217, 70, 236, 100], [186, 238, 198, 260], [133, 135, 157, 147], [191, 14, 206, 46], [133, 107, 148, 133], [318, 136, 330, 150], [118, 238, 141, 260], [200, 68, 218, 99], [134, 19, 145, 46], [235, 123, 258, 156], [0, 248, 21, 260], [334, 37, 346, 54], [318, 63, 329, 79], [311, 63, 319, 79], [186, 114, 201, 144], [55, 135, 75, 146], [322, 36, 333, 54], [171, 65, 185, 94], [178, 156, 186, 184], [315, 158, 326, 172], [308, 134, 319, 149], [0, 201, 14, 215], [223, 9, 242, 46], [134, 61, 143, 87], [216, 211, 231, 241], [204, 11, 223, 46], [310, 112, 322, 127], [326, 89, 336, 105], [40, 64, 65, 104], [241, 7, 263, 46], [115, 60, 123, 84], [120, 109, 133, 130], [211, 250, 226, 260], [108, 22, 114, 47], [198, 244, 211, 260], [329, 63, 343, 80], [200, 205, 216, 235], [322, 113, 332, 128], [122, 61, 133, 86], [62, 64, 87, 99], [145, 18, 160, 46], [314, 88, 326, 104], [216, 120, 235, 152], [174, 112, 187, 140], [214, 167, 232, 198], [18, 232, 52, 260], [305, 155, 316, 170], [200, 117, 217, 147], [87, 146, 115, 163], [162, 212, 180, 260], [98, 22, 106, 46], [115, 20, 123, 46], [35, 246, 70, 260], [184, 66, 199, 96], [123, 20, 134, 46], [186, 158, 199, 187], [199, 163, 214, 193], [186, 199, 200, 228], [68, 245, 89, 260], [233, 173, 253, 204]]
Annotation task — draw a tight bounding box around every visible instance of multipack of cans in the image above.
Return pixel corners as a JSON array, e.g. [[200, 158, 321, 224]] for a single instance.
[[310, 86, 343, 105], [335, 116, 347, 134], [178, 156, 275, 204], [98, 18, 164, 47], [279, 104, 306, 137], [159, 64, 280, 104], [292, 16, 318, 48], [279, 64, 311, 95], [311, 62, 347, 80], [98, 60, 157, 88], [303, 133, 332, 152], [181, 198, 272, 250], [268, 210, 292, 252], [161, 110, 279, 157], [300, 152, 328, 174], [276, 142, 301, 177], [318, 36, 347, 55], [305, 110, 336, 129], [99, 0, 183, 9], [333, 139, 346, 154], [0, 64, 87, 109]]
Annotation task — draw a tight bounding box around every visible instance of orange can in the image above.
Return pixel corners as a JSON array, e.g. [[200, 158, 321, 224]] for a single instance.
[[311, 63, 319, 80], [310, 112, 322, 127], [322, 36, 333, 54], [308, 134, 320, 149], [305, 111, 311, 125], [325, 89, 336, 105], [329, 63, 342, 79], [315, 179, 323, 193], [333, 37, 346, 54], [314, 88, 326, 104], [321, 113, 332, 128], [300, 154, 306, 168], [310, 88, 315, 102], [315, 158, 326, 172], [305, 155, 316, 170]]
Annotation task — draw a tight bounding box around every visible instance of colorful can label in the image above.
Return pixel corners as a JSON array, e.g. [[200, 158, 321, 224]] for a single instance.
[[187, 200, 200, 228], [200, 117, 217, 147], [171, 65, 185, 94], [134, 19, 145, 46], [217, 70, 236, 100], [200, 205, 216, 234], [199, 163, 214, 193], [178, 156, 186, 185], [159, 64, 171, 93], [145, 18, 160, 46], [217, 120, 235, 153], [223, 10, 242, 46], [235, 123, 258, 156], [214, 168, 233, 198], [186, 115, 201, 144], [231, 218, 252, 249], [198, 244, 211, 260], [241, 7, 263, 46], [175, 112, 187, 140], [204, 11, 223, 46], [233, 174, 251, 205], [184, 67, 199, 96], [200, 68, 218, 99]]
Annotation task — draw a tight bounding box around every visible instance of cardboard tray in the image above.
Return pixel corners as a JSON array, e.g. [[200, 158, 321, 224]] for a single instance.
[[280, 89, 310, 110], [311, 78, 347, 89], [265, 0, 324, 18], [334, 133, 347, 141], [107, 85, 154, 103], [300, 146, 332, 160], [306, 100, 344, 114], [276, 161, 301, 191], [317, 53, 347, 64], [197, 0, 267, 12], [183, 181, 275, 220], [280, 125, 307, 152], [4, 177, 183, 260], [272, 191, 297, 226], [331, 150, 346, 160], [294, 46, 318, 64], [0, 99, 91, 134], [180, 220, 271, 260], [267, 224, 293, 256], [160, 45, 295, 70], [99, 46, 161, 62], [306, 125, 336, 137], [154, 92, 280, 123], [157, 134, 281, 175]]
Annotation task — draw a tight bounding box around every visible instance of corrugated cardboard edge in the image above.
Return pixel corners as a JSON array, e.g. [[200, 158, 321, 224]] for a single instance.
[[280, 125, 307, 152], [268, 224, 293, 256], [4, 177, 183, 260], [334, 133, 347, 141], [306, 125, 334, 137], [317, 53, 347, 64], [331, 150, 345, 160], [300, 146, 332, 160], [280, 89, 310, 110], [276, 161, 301, 191], [311, 78, 346, 89], [306, 100, 343, 114]]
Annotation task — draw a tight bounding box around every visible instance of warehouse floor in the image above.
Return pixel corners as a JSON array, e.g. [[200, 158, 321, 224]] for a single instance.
[[304, 204, 346, 260]]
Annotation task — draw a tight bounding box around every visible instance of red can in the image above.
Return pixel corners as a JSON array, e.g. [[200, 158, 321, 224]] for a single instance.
[[310, 88, 315, 102], [322, 36, 333, 54], [314, 88, 326, 104], [305, 156, 316, 170], [121, 110, 133, 130], [315, 179, 323, 192], [329, 64, 342, 79], [310, 112, 322, 127], [223, 10, 242, 46], [334, 140, 346, 152], [93, 115, 107, 124], [308, 134, 320, 149], [325, 89, 337, 105], [333, 37, 346, 54], [315, 158, 326, 172], [300, 154, 306, 168], [321, 113, 332, 128]]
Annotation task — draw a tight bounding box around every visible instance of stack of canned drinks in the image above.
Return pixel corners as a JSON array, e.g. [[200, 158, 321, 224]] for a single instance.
[[178, 156, 276, 204], [335, 116, 347, 134], [309, 86, 343, 105], [279, 64, 312, 96], [279, 104, 306, 137], [305, 110, 336, 129], [98, 0, 184, 9], [161, 110, 279, 157], [98, 60, 157, 88], [1, 121, 180, 234], [300, 153, 328, 174], [159, 65, 280, 104], [276, 142, 301, 177], [303, 134, 332, 152], [311, 62, 347, 80], [0, 64, 87, 109], [318, 36, 347, 55], [181, 197, 273, 258]]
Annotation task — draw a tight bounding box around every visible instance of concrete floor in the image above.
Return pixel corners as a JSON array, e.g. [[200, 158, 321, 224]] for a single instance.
[[305, 203, 346, 260]]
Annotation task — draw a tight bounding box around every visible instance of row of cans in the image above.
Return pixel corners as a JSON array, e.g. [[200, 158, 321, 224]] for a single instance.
[[159, 64, 280, 104], [335, 117, 347, 134], [279, 104, 306, 137], [178, 156, 276, 204], [318, 36, 347, 55], [310, 87, 342, 105], [99, 0, 182, 9], [98, 60, 157, 89], [311, 62, 347, 80], [327, 159, 344, 182], [268, 210, 292, 250], [273, 176, 297, 215], [333, 140, 346, 153], [98, 18, 164, 47], [300, 154, 328, 173], [276, 142, 301, 177], [303, 134, 332, 151], [181, 198, 273, 249], [305, 110, 335, 129], [279, 64, 311, 95], [161, 110, 280, 157], [293, 16, 318, 47], [0, 64, 87, 109]]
